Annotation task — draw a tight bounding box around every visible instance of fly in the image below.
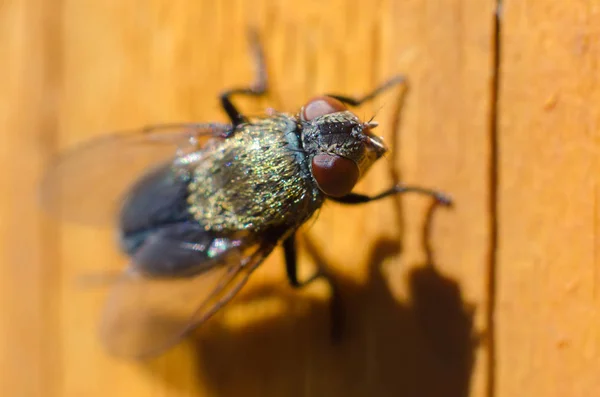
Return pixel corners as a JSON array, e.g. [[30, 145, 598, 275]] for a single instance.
[[40, 31, 451, 358]]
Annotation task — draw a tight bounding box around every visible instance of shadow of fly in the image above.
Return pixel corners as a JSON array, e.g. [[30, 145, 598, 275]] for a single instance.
[[40, 31, 451, 359]]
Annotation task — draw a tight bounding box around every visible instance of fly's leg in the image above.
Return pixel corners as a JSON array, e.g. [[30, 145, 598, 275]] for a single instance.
[[220, 30, 269, 128], [326, 75, 407, 107], [283, 233, 322, 288], [329, 185, 453, 206], [283, 233, 344, 341]]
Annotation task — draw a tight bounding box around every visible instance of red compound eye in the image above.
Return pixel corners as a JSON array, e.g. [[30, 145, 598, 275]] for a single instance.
[[311, 153, 359, 197], [301, 96, 347, 121]]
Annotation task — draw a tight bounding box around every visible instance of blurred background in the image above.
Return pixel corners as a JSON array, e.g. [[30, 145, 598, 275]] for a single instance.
[[1, 1, 599, 396]]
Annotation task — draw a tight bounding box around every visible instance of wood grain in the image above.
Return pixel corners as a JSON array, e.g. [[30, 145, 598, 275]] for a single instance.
[[1, 0, 496, 396], [497, 1, 600, 396]]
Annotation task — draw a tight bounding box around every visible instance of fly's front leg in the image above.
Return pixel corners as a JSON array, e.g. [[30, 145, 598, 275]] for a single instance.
[[220, 30, 269, 128], [326, 75, 407, 107], [329, 185, 453, 206], [325, 76, 451, 207]]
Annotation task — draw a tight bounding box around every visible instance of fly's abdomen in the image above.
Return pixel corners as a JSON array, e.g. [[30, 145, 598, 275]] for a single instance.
[[118, 163, 193, 254], [117, 162, 257, 278]]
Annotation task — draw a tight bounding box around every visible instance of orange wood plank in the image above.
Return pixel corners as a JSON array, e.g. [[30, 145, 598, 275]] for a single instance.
[[0, 1, 63, 396], [497, 1, 600, 396]]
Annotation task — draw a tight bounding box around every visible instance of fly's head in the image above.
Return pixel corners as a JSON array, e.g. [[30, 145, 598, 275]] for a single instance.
[[299, 96, 387, 197]]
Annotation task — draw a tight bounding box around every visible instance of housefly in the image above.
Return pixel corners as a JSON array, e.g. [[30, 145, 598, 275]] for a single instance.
[[40, 32, 451, 359]]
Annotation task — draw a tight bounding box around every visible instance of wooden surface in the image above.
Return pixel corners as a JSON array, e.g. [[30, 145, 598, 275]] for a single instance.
[[0, 0, 597, 396], [497, 2, 600, 396]]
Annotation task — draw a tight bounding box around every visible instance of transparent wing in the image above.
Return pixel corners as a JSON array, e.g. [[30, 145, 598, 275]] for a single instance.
[[40, 123, 231, 226], [99, 229, 277, 359]]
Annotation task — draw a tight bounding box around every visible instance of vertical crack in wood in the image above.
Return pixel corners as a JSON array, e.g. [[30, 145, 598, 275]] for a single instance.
[[37, 0, 64, 395], [594, 188, 598, 300], [486, 1, 502, 397]]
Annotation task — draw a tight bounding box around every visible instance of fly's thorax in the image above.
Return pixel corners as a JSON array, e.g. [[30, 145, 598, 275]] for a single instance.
[[300, 109, 387, 196], [186, 114, 323, 233]]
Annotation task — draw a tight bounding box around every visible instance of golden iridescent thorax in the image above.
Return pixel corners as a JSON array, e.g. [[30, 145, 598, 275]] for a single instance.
[[186, 113, 324, 232]]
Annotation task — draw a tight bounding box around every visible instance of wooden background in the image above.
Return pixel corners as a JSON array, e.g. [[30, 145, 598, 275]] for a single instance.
[[1, 0, 599, 396]]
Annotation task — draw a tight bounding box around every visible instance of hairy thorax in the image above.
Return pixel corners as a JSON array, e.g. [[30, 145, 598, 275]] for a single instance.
[[186, 114, 323, 233]]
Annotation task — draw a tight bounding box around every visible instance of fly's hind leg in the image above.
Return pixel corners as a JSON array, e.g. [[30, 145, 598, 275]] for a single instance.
[[220, 29, 269, 128], [283, 233, 344, 342], [283, 233, 322, 288]]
